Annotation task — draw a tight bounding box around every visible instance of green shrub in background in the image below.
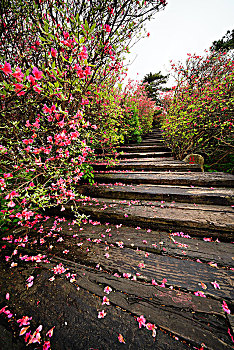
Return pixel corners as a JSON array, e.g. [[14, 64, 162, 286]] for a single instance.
[[161, 51, 234, 172]]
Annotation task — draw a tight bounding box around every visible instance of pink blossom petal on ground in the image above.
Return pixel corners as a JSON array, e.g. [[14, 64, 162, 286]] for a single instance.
[[137, 315, 146, 328], [222, 300, 231, 314], [194, 291, 206, 297], [98, 310, 106, 319], [118, 334, 125, 343], [104, 286, 112, 294], [46, 326, 55, 337]]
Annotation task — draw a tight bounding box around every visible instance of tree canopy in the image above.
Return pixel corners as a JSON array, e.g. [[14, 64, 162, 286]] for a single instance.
[[211, 29, 234, 53], [142, 71, 169, 103]]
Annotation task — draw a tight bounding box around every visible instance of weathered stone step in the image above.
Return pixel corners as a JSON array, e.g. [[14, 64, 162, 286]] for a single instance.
[[117, 151, 172, 159], [1, 255, 232, 350], [0, 261, 189, 350], [78, 184, 234, 206], [66, 240, 234, 304], [117, 145, 171, 153], [91, 160, 201, 172], [140, 138, 164, 143], [51, 220, 233, 268], [95, 152, 172, 160], [94, 171, 234, 188], [73, 198, 234, 239]]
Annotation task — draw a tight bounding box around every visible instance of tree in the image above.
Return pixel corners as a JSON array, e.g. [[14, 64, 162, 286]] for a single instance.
[[211, 29, 234, 53], [142, 71, 169, 103]]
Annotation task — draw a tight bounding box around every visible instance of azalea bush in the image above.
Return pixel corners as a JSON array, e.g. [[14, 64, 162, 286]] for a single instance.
[[0, 0, 167, 231], [161, 52, 234, 170], [121, 80, 156, 143]]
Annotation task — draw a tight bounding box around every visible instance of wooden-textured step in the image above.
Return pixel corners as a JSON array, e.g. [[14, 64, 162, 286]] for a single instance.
[[117, 151, 172, 159], [78, 183, 234, 206], [1, 257, 232, 350], [91, 160, 201, 172], [72, 198, 234, 239], [94, 171, 234, 188], [42, 219, 233, 268], [117, 145, 171, 153]]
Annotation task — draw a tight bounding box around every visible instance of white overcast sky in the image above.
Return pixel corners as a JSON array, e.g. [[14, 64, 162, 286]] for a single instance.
[[124, 0, 234, 86]]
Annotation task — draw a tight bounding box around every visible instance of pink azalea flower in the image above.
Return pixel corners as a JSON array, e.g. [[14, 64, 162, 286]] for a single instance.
[[17, 316, 32, 327], [84, 66, 91, 76], [6, 293, 10, 300], [137, 315, 146, 328], [222, 301, 231, 314], [33, 84, 42, 94], [146, 323, 157, 337], [104, 24, 111, 33], [118, 334, 125, 343], [79, 46, 88, 60], [46, 326, 55, 337], [14, 83, 25, 94], [43, 340, 51, 350], [211, 281, 220, 289], [1, 62, 12, 75], [203, 237, 212, 242], [102, 296, 110, 305], [51, 48, 57, 57], [27, 325, 42, 345], [159, 278, 167, 288], [104, 286, 112, 294], [98, 310, 106, 319], [138, 262, 145, 268], [7, 200, 16, 207], [12, 67, 24, 82], [53, 263, 66, 274], [194, 291, 206, 297], [123, 273, 131, 279], [26, 276, 34, 288], [19, 326, 30, 336], [32, 67, 43, 80]]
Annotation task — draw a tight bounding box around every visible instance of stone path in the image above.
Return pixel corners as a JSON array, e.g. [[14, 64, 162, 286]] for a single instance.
[[1, 129, 234, 349]]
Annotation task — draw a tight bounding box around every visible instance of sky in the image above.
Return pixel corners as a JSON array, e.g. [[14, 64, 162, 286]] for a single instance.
[[124, 0, 234, 87]]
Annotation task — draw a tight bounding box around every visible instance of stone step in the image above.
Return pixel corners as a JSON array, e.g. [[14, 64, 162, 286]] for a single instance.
[[91, 160, 201, 172], [117, 145, 170, 153], [94, 171, 234, 188], [78, 183, 234, 206], [118, 151, 172, 159], [95, 152, 172, 160], [1, 252, 232, 350], [141, 138, 164, 142], [57, 221, 233, 268], [72, 198, 234, 240]]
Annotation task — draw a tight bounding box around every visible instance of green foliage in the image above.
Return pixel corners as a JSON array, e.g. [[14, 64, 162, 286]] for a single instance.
[[121, 81, 155, 143], [211, 29, 234, 54], [161, 52, 234, 171], [143, 71, 169, 102]]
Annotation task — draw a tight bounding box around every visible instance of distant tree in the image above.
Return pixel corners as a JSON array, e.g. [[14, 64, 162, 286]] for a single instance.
[[142, 71, 169, 103], [211, 29, 234, 53]]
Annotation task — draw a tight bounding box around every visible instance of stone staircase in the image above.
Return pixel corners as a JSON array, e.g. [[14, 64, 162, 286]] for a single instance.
[[1, 129, 234, 350], [68, 128, 233, 348]]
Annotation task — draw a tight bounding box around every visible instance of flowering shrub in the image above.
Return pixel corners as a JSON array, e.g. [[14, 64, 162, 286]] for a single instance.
[[161, 52, 234, 168], [121, 80, 156, 143], [0, 0, 167, 231]]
